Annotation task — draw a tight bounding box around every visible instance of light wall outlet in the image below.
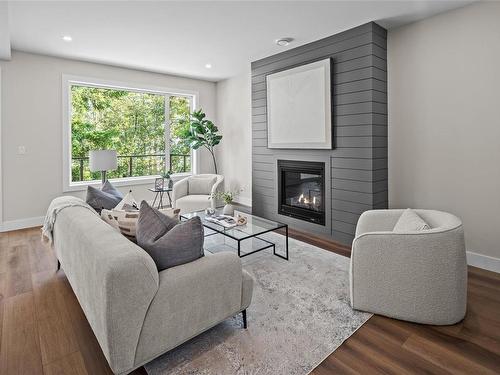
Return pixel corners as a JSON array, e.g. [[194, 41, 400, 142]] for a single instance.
[[17, 146, 26, 155]]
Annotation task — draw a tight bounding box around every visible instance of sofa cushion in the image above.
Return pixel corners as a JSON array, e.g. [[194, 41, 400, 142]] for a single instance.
[[136, 201, 204, 271], [86, 181, 123, 213], [175, 194, 211, 213], [188, 175, 216, 195], [393, 208, 430, 232]]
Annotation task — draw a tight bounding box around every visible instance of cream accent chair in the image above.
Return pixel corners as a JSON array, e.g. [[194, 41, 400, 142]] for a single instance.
[[350, 209, 467, 325], [172, 174, 224, 213]]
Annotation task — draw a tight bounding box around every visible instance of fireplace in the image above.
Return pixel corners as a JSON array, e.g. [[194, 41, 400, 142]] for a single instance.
[[278, 160, 325, 225]]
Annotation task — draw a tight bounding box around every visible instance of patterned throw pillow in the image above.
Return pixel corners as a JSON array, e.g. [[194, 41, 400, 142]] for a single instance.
[[101, 204, 180, 242], [136, 201, 204, 271]]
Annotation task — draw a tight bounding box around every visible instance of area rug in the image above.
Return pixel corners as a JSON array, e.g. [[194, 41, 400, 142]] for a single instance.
[[145, 232, 372, 375]]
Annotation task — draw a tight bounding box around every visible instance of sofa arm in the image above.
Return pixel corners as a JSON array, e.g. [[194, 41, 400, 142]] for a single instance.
[[350, 227, 467, 324], [210, 175, 224, 209], [172, 177, 189, 207], [134, 251, 252, 365], [355, 209, 404, 236], [53, 206, 159, 374]]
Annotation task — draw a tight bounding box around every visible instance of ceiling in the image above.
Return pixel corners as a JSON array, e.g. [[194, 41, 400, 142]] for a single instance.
[[3, 1, 474, 81]]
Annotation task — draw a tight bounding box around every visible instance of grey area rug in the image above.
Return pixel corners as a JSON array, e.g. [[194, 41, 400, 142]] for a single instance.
[[145, 232, 372, 375]]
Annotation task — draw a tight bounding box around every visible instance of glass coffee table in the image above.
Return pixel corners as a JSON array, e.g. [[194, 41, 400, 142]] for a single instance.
[[181, 210, 289, 260]]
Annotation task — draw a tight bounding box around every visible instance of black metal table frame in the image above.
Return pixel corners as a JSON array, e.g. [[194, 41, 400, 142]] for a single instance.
[[149, 189, 172, 209], [195, 222, 289, 260]]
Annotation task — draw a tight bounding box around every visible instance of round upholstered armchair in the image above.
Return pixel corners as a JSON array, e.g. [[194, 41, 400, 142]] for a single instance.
[[350, 209, 467, 325], [172, 174, 224, 213]]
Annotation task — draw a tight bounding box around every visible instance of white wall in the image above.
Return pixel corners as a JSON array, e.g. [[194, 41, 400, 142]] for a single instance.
[[388, 1, 500, 269], [0, 51, 216, 226], [216, 72, 252, 206]]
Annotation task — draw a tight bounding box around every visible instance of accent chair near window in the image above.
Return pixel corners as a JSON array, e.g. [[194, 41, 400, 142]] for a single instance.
[[172, 174, 224, 213]]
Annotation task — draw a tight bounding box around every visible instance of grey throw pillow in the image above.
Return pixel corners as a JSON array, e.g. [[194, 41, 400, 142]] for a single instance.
[[393, 208, 431, 232], [102, 180, 123, 199], [136, 201, 204, 271], [86, 180, 123, 214]]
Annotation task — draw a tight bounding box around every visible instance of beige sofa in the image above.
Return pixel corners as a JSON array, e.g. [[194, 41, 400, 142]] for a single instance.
[[350, 209, 467, 325], [172, 174, 224, 213], [52, 202, 253, 374]]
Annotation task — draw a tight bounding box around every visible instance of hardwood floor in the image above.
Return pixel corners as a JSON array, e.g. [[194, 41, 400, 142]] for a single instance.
[[1, 227, 499, 374]]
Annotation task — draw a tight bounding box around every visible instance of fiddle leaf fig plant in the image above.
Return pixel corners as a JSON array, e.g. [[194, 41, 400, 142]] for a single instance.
[[180, 109, 222, 174]]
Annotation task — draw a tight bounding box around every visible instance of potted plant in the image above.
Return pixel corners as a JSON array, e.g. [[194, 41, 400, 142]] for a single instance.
[[179, 109, 222, 174], [211, 190, 240, 216]]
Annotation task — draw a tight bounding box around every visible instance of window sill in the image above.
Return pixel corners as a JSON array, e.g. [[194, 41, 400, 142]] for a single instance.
[[63, 173, 192, 192]]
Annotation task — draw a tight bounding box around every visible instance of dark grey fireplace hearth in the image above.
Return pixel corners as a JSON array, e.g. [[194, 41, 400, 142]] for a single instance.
[[251, 22, 388, 246]]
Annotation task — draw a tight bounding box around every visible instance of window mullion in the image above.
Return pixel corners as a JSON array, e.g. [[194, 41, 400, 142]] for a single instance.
[[164, 95, 171, 173]]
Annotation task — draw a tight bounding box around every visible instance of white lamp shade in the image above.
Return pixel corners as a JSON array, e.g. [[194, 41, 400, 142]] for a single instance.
[[89, 150, 118, 172]]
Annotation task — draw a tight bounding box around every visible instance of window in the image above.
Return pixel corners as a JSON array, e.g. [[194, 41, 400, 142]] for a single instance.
[[63, 76, 197, 190]]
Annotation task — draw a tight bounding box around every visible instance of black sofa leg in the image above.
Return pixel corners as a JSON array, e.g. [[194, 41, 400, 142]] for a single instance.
[[57, 260, 61, 271], [242, 309, 247, 329]]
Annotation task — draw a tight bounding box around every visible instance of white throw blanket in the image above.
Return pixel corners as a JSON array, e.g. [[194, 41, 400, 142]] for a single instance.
[[42, 196, 98, 246]]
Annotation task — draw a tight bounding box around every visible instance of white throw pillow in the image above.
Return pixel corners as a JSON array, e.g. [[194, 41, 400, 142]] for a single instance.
[[114, 191, 138, 211], [188, 176, 217, 195], [393, 208, 430, 232]]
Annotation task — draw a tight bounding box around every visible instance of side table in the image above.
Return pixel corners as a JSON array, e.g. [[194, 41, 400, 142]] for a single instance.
[[148, 187, 173, 209]]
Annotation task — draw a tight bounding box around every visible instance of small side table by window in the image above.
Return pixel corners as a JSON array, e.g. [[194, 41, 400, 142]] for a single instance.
[[148, 187, 173, 209]]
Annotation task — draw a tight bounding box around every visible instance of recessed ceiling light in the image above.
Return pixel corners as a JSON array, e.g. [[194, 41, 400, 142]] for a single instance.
[[62, 35, 73, 42], [205, 63, 212, 69], [276, 38, 293, 46]]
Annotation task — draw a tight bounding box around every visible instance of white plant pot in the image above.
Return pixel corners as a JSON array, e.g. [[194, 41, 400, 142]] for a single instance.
[[222, 204, 234, 216]]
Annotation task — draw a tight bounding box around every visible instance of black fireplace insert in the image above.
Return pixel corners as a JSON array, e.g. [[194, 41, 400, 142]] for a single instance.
[[277, 160, 325, 225]]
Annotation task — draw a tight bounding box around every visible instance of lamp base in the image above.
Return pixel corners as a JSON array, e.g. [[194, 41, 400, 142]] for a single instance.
[[101, 170, 107, 185]]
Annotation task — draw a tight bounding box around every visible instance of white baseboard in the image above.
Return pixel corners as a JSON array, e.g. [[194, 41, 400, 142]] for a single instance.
[[467, 251, 500, 274], [0, 216, 44, 232]]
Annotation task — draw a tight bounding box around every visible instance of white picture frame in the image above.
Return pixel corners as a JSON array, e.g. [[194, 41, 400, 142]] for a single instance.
[[266, 58, 332, 149]]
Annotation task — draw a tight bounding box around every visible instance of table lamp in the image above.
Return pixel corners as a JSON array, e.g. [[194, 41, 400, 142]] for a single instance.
[[89, 150, 118, 185]]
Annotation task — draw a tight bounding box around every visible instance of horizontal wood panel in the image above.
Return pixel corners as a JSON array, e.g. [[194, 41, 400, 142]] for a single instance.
[[334, 90, 387, 105], [331, 157, 374, 170], [335, 77, 386, 94], [333, 189, 373, 205], [332, 210, 361, 225], [252, 129, 267, 139], [332, 168, 388, 183], [336, 113, 387, 126], [336, 124, 387, 137], [332, 220, 357, 234], [252, 178, 275, 189], [336, 136, 387, 148], [332, 199, 372, 215], [335, 102, 387, 116], [332, 179, 374, 194]]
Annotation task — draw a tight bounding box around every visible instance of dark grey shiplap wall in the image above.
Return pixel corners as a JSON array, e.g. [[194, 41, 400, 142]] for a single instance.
[[251, 22, 388, 245]]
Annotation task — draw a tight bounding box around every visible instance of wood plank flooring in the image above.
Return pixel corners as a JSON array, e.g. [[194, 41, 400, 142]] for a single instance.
[[0, 226, 499, 374]]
